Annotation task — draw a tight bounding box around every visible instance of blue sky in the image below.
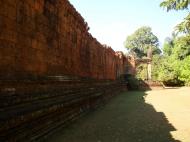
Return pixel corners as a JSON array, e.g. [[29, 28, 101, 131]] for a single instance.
[[69, 0, 188, 52]]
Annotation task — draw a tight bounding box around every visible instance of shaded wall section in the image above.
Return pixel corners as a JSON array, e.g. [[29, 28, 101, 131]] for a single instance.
[[0, 80, 126, 141]]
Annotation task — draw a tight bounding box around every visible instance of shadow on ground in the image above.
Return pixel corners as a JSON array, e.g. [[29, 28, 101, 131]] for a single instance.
[[47, 91, 180, 142]]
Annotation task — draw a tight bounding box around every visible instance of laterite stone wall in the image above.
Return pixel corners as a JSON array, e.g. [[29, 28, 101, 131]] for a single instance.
[[0, 79, 126, 141], [0, 0, 126, 80], [0, 0, 128, 141]]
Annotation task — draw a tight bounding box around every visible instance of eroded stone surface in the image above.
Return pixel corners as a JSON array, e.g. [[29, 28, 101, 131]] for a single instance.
[[0, 0, 130, 141], [0, 0, 130, 80]]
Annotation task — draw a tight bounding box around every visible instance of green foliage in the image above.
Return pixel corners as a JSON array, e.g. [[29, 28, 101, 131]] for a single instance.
[[126, 75, 140, 90], [163, 37, 174, 56], [136, 55, 163, 82], [128, 1, 190, 86], [163, 43, 172, 56], [154, 0, 190, 86], [175, 14, 190, 34], [153, 34, 190, 86], [136, 64, 147, 80], [151, 55, 163, 81], [160, 0, 190, 35], [172, 36, 190, 59], [160, 0, 190, 11], [124, 26, 161, 58], [157, 56, 183, 86], [179, 56, 190, 85], [125, 74, 150, 90]]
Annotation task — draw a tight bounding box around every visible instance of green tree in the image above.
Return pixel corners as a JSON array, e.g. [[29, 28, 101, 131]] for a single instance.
[[160, 0, 190, 11], [163, 37, 174, 56], [172, 36, 190, 60], [158, 0, 190, 86], [160, 0, 190, 34], [175, 14, 190, 34], [179, 56, 190, 85], [151, 55, 163, 81], [136, 64, 147, 80], [124, 26, 161, 58], [157, 56, 183, 86]]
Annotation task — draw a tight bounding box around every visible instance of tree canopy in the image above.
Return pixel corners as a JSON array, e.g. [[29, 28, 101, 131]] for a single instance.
[[163, 37, 174, 56], [160, 0, 190, 35], [124, 26, 161, 58], [160, 0, 190, 11], [175, 14, 190, 34], [124, 1, 190, 86], [152, 0, 190, 86]]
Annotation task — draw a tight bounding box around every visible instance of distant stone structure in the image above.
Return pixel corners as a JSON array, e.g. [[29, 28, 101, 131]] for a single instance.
[[146, 47, 152, 80], [136, 57, 152, 80], [127, 55, 136, 75], [147, 47, 153, 59]]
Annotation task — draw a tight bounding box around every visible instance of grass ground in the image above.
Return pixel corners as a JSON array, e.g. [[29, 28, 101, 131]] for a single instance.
[[48, 87, 190, 142]]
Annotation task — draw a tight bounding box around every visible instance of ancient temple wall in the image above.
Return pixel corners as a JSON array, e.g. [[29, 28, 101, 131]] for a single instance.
[[0, 1, 128, 141], [0, 0, 126, 80]]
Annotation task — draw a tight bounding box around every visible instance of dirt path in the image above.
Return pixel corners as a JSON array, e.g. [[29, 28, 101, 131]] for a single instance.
[[48, 88, 190, 142], [145, 87, 190, 142]]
